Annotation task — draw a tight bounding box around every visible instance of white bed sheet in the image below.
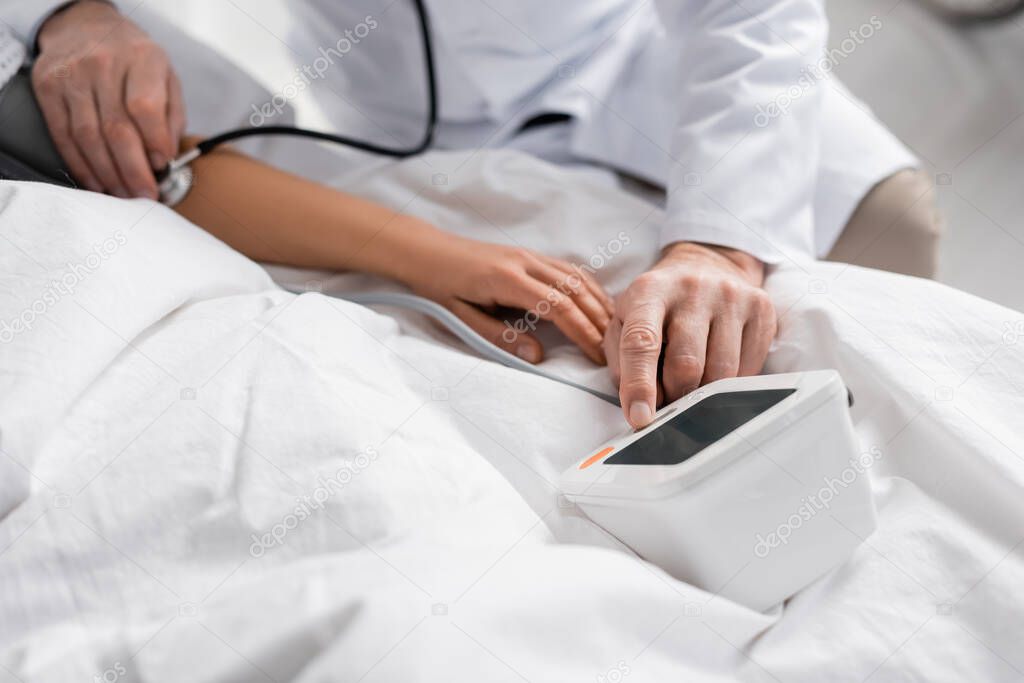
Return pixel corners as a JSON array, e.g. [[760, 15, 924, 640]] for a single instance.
[[0, 147, 1023, 682]]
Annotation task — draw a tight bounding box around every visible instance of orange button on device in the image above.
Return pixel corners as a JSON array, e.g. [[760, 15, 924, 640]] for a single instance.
[[579, 446, 614, 470]]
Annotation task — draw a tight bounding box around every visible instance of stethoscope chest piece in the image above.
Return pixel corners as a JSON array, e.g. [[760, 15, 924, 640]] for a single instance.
[[157, 148, 201, 207]]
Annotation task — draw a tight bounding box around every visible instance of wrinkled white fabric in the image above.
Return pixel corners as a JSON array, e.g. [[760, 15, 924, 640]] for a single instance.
[[1, 149, 1022, 682]]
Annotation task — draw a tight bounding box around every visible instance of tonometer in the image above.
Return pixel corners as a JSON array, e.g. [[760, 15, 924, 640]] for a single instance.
[[560, 370, 877, 611]]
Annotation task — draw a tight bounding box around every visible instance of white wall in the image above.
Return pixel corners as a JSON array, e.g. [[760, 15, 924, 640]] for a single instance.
[[826, 0, 1024, 311]]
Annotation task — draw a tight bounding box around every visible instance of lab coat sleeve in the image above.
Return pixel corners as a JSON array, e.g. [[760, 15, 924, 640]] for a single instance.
[[653, 0, 827, 264], [2, 0, 120, 52]]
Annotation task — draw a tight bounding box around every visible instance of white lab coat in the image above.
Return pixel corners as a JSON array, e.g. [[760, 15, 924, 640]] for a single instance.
[[4, 0, 915, 262], [280, 0, 828, 263]]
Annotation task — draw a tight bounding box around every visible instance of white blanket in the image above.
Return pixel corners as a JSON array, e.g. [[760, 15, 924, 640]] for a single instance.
[[1, 149, 1023, 682]]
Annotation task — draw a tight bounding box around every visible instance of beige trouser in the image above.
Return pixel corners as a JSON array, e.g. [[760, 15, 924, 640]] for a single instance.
[[825, 169, 943, 279]]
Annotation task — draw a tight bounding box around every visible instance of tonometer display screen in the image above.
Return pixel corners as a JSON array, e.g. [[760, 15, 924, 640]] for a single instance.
[[604, 389, 796, 466]]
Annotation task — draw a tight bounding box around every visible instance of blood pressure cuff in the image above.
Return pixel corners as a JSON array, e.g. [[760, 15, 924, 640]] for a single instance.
[[0, 69, 73, 185]]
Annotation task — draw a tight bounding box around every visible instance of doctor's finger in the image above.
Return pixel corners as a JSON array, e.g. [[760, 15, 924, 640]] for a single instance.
[[738, 301, 776, 376], [447, 299, 545, 364], [32, 61, 101, 191], [125, 57, 175, 169], [167, 71, 187, 151], [604, 316, 623, 385], [703, 313, 744, 384], [616, 300, 666, 429], [33, 86, 101, 191], [65, 87, 126, 197], [528, 261, 610, 335], [662, 310, 710, 402], [50, 114, 100, 192], [96, 80, 159, 199]]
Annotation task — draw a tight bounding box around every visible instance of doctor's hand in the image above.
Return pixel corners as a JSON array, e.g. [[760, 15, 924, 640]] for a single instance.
[[400, 236, 613, 365], [33, 0, 185, 199], [605, 242, 777, 429]]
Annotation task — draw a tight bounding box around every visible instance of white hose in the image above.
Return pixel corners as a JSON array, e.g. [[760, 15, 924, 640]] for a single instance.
[[306, 289, 621, 406]]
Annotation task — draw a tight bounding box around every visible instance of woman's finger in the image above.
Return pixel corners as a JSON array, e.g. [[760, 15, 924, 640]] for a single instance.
[[540, 255, 614, 315], [447, 299, 545, 363], [528, 259, 610, 335], [504, 276, 606, 365], [541, 255, 612, 308]]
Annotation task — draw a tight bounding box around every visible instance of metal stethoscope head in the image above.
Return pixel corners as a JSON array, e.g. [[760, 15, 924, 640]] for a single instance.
[[155, 0, 437, 208]]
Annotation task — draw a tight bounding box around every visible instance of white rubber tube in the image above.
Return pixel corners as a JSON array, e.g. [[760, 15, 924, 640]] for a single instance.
[[310, 289, 620, 406]]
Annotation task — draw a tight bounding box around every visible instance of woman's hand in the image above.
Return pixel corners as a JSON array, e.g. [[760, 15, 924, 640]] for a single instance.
[[397, 232, 614, 365], [169, 151, 611, 363]]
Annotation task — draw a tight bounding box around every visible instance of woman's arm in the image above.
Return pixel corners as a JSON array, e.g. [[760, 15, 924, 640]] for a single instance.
[[175, 140, 439, 281], [173, 142, 612, 364]]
